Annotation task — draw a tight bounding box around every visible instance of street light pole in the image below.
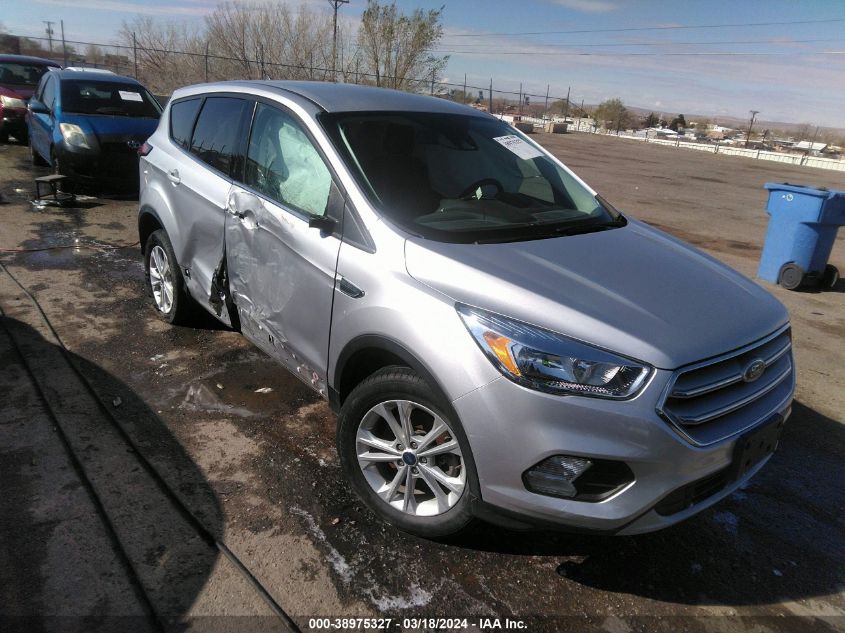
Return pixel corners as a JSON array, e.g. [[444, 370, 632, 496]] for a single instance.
[[328, 0, 349, 82], [745, 110, 759, 148]]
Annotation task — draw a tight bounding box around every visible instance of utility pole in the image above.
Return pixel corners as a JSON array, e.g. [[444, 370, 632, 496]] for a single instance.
[[518, 83, 523, 117], [43, 21, 55, 53], [328, 0, 349, 82], [745, 110, 759, 148], [564, 85, 571, 120], [544, 84, 549, 119], [463, 73, 467, 104], [60, 20, 68, 67], [489, 78, 493, 114]]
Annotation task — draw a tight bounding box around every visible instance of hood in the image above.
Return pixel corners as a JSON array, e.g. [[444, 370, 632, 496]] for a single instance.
[[62, 113, 158, 142], [404, 219, 788, 370], [0, 85, 33, 101]]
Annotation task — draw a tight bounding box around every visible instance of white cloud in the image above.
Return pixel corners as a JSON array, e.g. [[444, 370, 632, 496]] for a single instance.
[[31, 0, 212, 17], [545, 0, 619, 13]]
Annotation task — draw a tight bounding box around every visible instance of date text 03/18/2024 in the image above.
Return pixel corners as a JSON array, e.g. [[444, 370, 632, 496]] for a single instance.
[[307, 617, 528, 630]]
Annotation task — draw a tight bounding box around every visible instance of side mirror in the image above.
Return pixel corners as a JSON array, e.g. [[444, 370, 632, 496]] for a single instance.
[[29, 100, 49, 115], [308, 215, 337, 233]]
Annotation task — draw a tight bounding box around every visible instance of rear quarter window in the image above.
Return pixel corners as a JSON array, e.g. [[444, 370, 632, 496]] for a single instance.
[[169, 98, 202, 150], [189, 97, 250, 175]]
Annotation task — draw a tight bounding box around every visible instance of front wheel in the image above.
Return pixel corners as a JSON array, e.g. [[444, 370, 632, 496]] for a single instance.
[[337, 367, 477, 538]]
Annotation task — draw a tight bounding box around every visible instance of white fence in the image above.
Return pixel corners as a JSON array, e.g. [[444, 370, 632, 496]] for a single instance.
[[561, 127, 845, 173]]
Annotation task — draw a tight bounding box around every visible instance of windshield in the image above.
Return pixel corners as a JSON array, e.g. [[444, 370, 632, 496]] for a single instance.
[[0, 62, 54, 86], [321, 111, 621, 243], [60, 80, 162, 118]]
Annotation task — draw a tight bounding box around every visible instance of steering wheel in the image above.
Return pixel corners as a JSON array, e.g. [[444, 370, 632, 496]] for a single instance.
[[459, 178, 504, 200]]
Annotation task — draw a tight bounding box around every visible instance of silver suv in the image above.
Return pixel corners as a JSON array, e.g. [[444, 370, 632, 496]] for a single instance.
[[138, 81, 794, 538]]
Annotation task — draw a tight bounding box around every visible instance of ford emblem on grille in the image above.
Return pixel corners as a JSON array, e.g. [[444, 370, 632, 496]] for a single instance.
[[127, 140, 141, 150], [743, 358, 766, 383]]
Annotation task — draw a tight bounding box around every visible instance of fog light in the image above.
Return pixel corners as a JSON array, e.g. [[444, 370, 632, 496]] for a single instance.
[[523, 455, 592, 499]]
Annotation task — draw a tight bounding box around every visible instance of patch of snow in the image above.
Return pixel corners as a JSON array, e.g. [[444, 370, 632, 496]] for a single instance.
[[290, 506, 353, 584]]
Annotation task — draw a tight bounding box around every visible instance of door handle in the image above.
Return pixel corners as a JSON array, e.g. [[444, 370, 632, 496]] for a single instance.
[[167, 169, 181, 185]]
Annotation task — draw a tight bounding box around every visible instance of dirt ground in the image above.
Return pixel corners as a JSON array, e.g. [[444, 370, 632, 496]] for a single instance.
[[1, 132, 844, 633]]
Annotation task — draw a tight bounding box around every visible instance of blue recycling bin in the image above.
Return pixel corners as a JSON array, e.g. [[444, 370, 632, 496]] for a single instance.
[[757, 183, 845, 290]]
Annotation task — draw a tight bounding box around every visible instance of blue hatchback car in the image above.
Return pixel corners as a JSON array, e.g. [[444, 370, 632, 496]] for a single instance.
[[27, 69, 162, 191]]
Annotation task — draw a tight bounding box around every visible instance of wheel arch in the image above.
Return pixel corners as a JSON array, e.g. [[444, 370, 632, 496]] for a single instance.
[[331, 334, 450, 414], [138, 205, 165, 255]]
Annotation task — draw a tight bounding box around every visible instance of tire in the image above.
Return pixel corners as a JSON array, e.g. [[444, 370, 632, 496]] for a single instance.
[[821, 264, 840, 290], [0, 129, 8, 144], [778, 262, 805, 291], [337, 367, 477, 539], [144, 229, 194, 325], [30, 139, 48, 166]]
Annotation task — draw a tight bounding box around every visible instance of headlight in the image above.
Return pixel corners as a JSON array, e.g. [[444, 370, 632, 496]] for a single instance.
[[59, 123, 92, 149], [1, 95, 27, 109], [457, 305, 652, 399]]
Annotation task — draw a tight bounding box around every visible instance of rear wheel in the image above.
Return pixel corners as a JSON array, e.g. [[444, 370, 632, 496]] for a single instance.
[[144, 229, 194, 325], [821, 264, 840, 290], [0, 129, 8, 144], [337, 367, 477, 538]]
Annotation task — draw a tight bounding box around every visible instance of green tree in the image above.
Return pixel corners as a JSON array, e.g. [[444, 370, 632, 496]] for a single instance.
[[593, 98, 629, 132], [357, 1, 448, 91], [643, 112, 659, 128], [669, 114, 687, 132]]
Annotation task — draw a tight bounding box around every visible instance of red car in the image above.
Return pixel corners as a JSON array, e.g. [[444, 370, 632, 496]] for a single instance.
[[0, 54, 61, 143]]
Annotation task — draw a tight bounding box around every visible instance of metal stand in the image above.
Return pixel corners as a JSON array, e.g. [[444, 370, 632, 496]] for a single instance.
[[34, 175, 75, 207]]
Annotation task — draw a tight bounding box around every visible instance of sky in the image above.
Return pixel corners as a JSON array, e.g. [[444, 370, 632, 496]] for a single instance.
[[3, 0, 845, 127]]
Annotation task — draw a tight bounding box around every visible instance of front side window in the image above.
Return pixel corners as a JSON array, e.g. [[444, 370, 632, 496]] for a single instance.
[[189, 97, 250, 175], [245, 103, 332, 217], [0, 62, 54, 87], [41, 76, 56, 110], [321, 111, 622, 243], [60, 80, 161, 118]]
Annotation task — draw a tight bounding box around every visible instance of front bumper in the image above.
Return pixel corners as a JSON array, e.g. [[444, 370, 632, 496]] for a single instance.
[[1, 107, 27, 137], [57, 142, 142, 191], [452, 369, 793, 534]]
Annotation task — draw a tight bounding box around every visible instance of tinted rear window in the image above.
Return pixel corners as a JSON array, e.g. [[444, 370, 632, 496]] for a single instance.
[[189, 97, 250, 175], [169, 98, 202, 150]]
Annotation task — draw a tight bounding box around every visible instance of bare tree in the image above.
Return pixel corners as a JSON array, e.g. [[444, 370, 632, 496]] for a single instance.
[[120, 17, 206, 93], [357, 1, 447, 90]]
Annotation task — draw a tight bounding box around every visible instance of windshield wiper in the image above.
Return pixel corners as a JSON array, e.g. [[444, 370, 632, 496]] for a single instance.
[[473, 217, 626, 244]]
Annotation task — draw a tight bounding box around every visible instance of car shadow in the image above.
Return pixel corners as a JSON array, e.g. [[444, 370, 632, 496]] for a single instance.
[[0, 315, 225, 630], [451, 400, 845, 607]]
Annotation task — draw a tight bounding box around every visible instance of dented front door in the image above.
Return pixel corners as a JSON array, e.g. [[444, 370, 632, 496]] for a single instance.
[[225, 102, 342, 396]]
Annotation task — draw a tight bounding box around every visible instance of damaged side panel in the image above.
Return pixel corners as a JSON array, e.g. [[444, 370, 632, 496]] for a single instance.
[[225, 186, 341, 398]]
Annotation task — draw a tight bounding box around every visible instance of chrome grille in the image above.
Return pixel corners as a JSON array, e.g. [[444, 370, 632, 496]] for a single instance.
[[657, 326, 794, 446]]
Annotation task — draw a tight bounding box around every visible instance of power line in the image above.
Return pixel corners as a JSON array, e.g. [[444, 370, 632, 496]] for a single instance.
[[432, 49, 845, 57], [437, 37, 845, 49], [445, 17, 845, 38]]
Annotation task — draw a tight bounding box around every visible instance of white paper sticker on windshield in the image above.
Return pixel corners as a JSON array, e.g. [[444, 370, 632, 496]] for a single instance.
[[118, 90, 143, 102], [493, 134, 544, 160]]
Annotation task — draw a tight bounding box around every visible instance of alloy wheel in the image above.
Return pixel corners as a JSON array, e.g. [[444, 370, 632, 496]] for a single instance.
[[149, 244, 174, 314], [355, 399, 466, 517]]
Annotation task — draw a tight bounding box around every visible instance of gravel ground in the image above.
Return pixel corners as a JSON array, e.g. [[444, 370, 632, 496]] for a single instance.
[[1, 132, 843, 633]]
